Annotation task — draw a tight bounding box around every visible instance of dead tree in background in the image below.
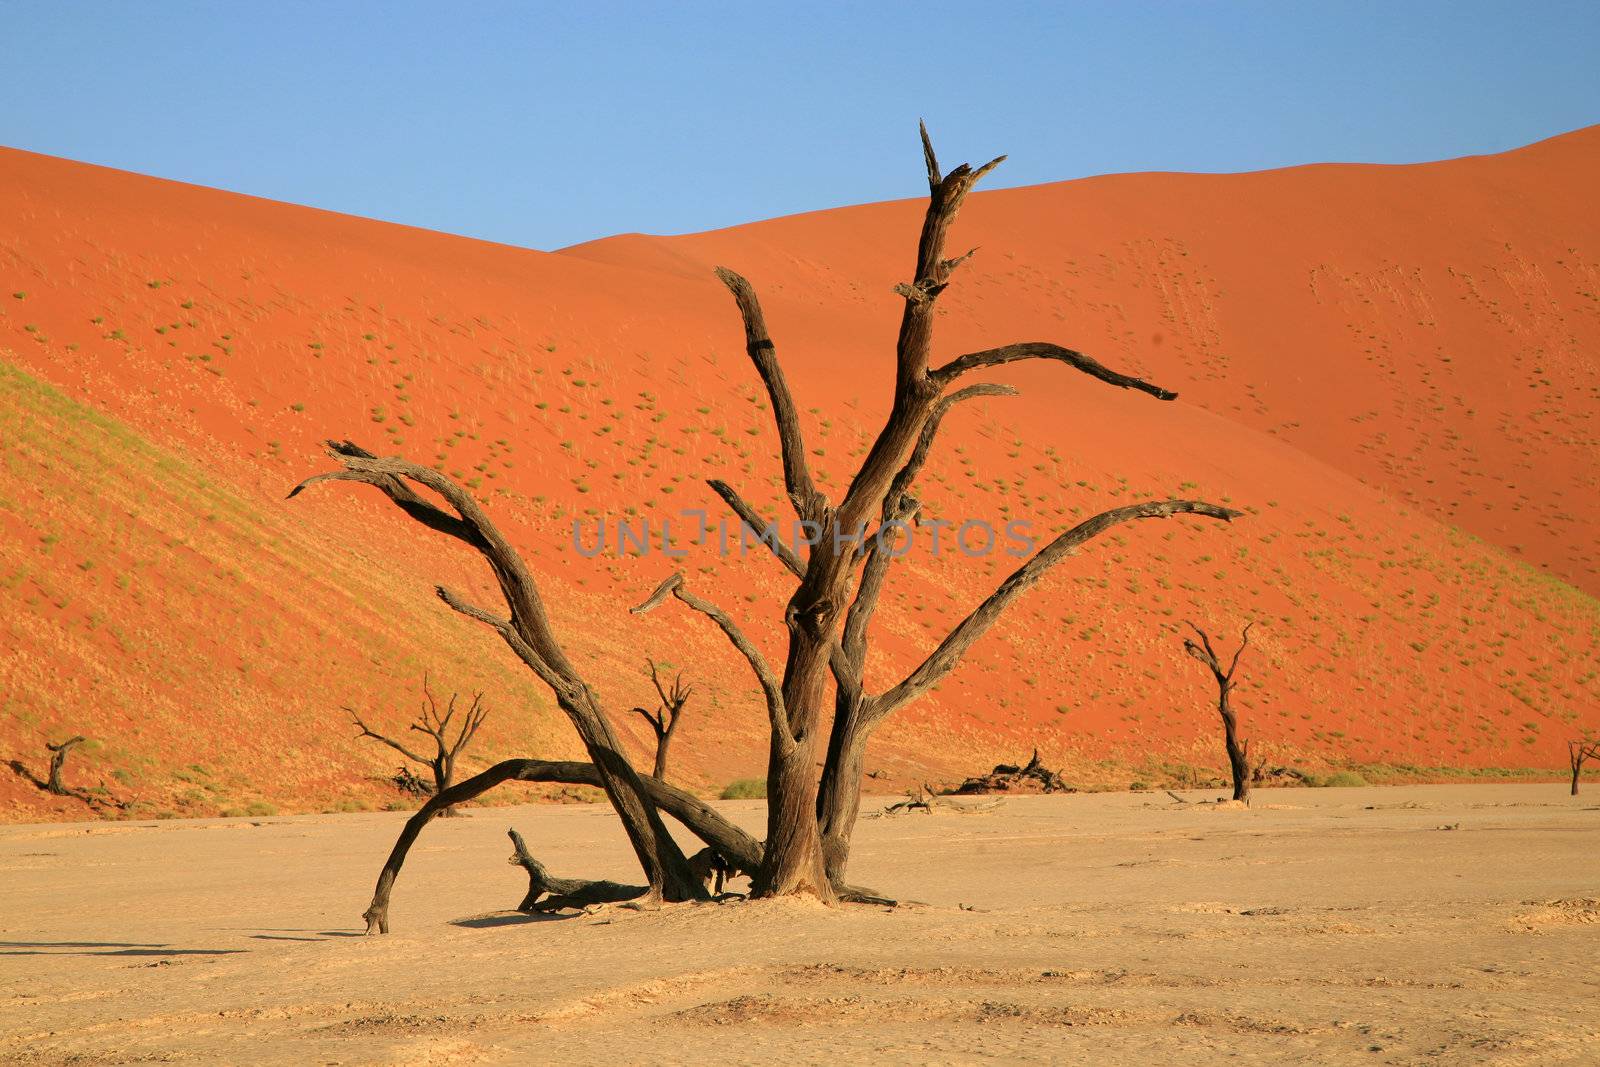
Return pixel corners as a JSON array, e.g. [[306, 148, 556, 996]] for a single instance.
[[45, 736, 86, 796], [631, 660, 691, 780], [1182, 621, 1254, 803], [348, 677, 489, 815], [295, 123, 1238, 924], [1570, 737, 1600, 796]]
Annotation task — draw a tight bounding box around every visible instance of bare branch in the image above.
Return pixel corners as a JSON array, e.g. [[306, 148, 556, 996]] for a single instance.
[[837, 126, 1006, 530], [1182, 620, 1224, 680], [841, 383, 1018, 662], [435, 585, 570, 695], [289, 441, 486, 547], [1226, 621, 1256, 681], [931, 342, 1178, 401], [294, 443, 580, 682], [919, 118, 941, 187], [347, 708, 431, 766], [632, 573, 792, 749], [707, 478, 806, 578], [712, 268, 826, 521], [874, 500, 1242, 719], [449, 694, 489, 759]]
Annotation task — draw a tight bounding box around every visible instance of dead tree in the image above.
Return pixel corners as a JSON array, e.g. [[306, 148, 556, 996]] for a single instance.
[[631, 660, 690, 780], [1181, 621, 1254, 803], [640, 123, 1238, 898], [294, 122, 1238, 925], [348, 677, 489, 815], [45, 736, 86, 796], [1570, 737, 1600, 796]]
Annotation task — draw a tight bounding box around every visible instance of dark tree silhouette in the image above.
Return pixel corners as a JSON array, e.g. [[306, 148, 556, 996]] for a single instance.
[[1182, 621, 1255, 803]]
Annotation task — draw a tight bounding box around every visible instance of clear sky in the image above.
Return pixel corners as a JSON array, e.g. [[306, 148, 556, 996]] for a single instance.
[[3, 1, 1596, 250]]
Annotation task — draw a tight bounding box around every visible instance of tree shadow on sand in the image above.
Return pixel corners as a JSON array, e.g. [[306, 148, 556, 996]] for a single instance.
[[0, 941, 246, 958], [450, 911, 578, 930]]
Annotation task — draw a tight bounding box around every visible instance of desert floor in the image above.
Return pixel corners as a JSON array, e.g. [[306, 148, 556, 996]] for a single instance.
[[2, 784, 1596, 1065]]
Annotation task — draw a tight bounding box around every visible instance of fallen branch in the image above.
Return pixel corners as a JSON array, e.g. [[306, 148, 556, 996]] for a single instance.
[[361, 757, 762, 933], [950, 749, 1072, 795], [875, 784, 1003, 816], [508, 829, 647, 911]]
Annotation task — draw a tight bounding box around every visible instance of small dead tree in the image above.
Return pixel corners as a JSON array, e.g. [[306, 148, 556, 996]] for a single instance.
[[45, 736, 86, 796], [631, 660, 691, 780], [348, 676, 489, 815], [1569, 737, 1600, 796], [1182, 621, 1254, 803]]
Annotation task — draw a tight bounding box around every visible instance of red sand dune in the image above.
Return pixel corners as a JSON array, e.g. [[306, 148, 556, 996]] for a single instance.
[[2, 128, 1597, 820]]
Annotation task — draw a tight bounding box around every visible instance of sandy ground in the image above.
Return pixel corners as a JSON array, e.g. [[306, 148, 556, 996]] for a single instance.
[[1, 784, 1596, 1065]]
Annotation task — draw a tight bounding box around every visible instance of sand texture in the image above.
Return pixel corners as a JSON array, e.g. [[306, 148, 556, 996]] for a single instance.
[[3, 784, 1596, 1064]]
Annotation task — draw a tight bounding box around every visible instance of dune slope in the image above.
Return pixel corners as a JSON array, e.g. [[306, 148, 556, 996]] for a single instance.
[[1, 130, 1597, 820]]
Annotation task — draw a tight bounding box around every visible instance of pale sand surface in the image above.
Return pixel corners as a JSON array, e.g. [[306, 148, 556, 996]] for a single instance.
[[2, 785, 1596, 1065]]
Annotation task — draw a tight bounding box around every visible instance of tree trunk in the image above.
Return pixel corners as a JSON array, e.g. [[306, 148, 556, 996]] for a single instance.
[[45, 737, 85, 796], [1220, 693, 1250, 803], [432, 754, 464, 816], [817, 687, 870, 887], [556, 688, 702, 902], [1574, 759, 1582, 797], [758, 622, 834, 900], [652, 734, 671, 781]]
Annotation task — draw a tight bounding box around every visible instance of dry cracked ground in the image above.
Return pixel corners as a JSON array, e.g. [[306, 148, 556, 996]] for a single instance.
[[2, 785, 1596, 1065]]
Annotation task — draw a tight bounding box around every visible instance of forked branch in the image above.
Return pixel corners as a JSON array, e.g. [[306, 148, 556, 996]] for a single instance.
[[294, 440, 703, 905], [1183, 620, 1255, 687], [348, 677, 490, 813], [1570, 737, 1600, 796]]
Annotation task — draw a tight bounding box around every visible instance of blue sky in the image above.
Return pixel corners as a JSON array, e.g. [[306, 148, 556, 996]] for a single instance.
[[3, 1, 1596, 250]]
